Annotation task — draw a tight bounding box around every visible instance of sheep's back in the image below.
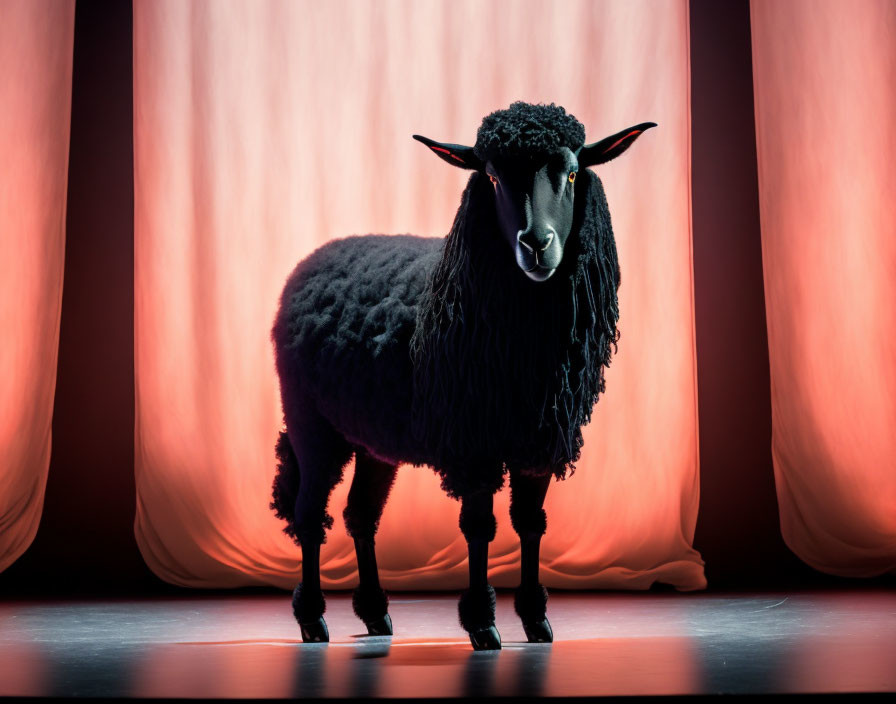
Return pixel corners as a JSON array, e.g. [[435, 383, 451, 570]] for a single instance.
[[273, 234, 442, 463]]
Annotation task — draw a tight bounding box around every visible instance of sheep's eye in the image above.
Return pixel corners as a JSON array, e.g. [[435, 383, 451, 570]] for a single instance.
[[568, 171, 577, 184], [488, 173, 498, 187]]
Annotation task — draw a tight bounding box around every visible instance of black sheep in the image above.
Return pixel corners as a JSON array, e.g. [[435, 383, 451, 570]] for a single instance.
[[271, 102, 654, 650]]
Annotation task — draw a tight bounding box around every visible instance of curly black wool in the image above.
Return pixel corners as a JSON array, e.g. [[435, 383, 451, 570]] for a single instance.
[[474, 101, 586, 163]]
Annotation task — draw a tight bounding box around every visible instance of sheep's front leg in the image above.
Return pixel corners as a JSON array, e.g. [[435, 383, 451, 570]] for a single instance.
[[509, 469, 552, 642], [459, 489, 500, 650]]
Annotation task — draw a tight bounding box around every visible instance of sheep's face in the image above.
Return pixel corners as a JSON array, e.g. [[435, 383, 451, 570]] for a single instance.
[[414, 117, 655, 283], [485, 148, 577, 282]]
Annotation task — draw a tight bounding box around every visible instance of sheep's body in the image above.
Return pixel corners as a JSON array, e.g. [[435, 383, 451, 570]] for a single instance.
[[273, 234, 439, 469]]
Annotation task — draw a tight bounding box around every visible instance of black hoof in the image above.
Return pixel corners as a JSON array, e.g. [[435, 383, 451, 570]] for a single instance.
[[300, 617, 329, 643], [522, 618, 553, 643], [365, 613, 393, 636], [469, 625, 502, 651]]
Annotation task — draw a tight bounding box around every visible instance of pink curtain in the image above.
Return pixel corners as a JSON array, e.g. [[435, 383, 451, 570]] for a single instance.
[[0, 0, 74, 573], [751, 0, 896, 576], [134, 0, 704, 590]]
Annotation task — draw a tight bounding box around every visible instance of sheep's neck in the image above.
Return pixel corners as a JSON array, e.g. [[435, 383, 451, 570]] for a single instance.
[[469, 248, 576, 356]]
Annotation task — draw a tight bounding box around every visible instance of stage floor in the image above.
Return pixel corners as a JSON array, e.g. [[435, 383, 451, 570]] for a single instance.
[[1, 590, 894, 698]]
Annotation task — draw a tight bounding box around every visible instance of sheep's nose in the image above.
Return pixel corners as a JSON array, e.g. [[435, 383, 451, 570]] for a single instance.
[[517, 229, 554, 254]]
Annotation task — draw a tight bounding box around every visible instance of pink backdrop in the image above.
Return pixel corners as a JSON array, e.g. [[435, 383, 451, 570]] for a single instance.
[[133, 0, 704, 590], [751, 0, 896, 576], [0, 0, 74, 573]]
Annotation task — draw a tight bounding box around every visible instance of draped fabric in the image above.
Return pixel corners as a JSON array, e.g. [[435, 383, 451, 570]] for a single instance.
[[0, 0, 75, 573], [133, 0, 704, 590], [751, 0, 896, 576]]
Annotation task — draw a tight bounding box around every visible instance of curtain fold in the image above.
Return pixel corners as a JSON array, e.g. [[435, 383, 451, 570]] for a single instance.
[[751, 0, 896, 576], [134, 0, 704, 590], [0, 0, 75, 573]]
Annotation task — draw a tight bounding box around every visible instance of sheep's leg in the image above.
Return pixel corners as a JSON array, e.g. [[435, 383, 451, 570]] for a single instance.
[[293, 472, 335, 643], [459, 489, 501, 650], [288, 414, 352, 644], [343, 451, 398, 636], [295, 533, 327, 643], [509, 469, 553, 643]]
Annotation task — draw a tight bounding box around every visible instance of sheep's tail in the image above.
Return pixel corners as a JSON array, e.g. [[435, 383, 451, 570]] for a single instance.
[[270, 430, 301, 545]]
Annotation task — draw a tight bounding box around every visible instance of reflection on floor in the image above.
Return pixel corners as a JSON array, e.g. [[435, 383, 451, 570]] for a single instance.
[[1, 590, 894, 698]]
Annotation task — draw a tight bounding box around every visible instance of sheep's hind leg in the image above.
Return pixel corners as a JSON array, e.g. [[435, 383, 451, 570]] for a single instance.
[[289, 415, 352, 644], [343, 450, 398, 635], [509, 469, 553, 643], [459, 489, 501, 650]]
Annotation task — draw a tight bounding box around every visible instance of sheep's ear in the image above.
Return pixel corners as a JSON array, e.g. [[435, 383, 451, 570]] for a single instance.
[[413, 135, 482, 170], [578, 122, 657, 167]]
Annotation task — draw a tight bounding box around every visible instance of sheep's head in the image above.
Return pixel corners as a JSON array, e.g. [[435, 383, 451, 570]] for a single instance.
[[414, 102, 655, 282]]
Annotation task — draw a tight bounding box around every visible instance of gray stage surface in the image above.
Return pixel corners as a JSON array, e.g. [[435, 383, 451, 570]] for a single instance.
[[1, 590, 894, 698]]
